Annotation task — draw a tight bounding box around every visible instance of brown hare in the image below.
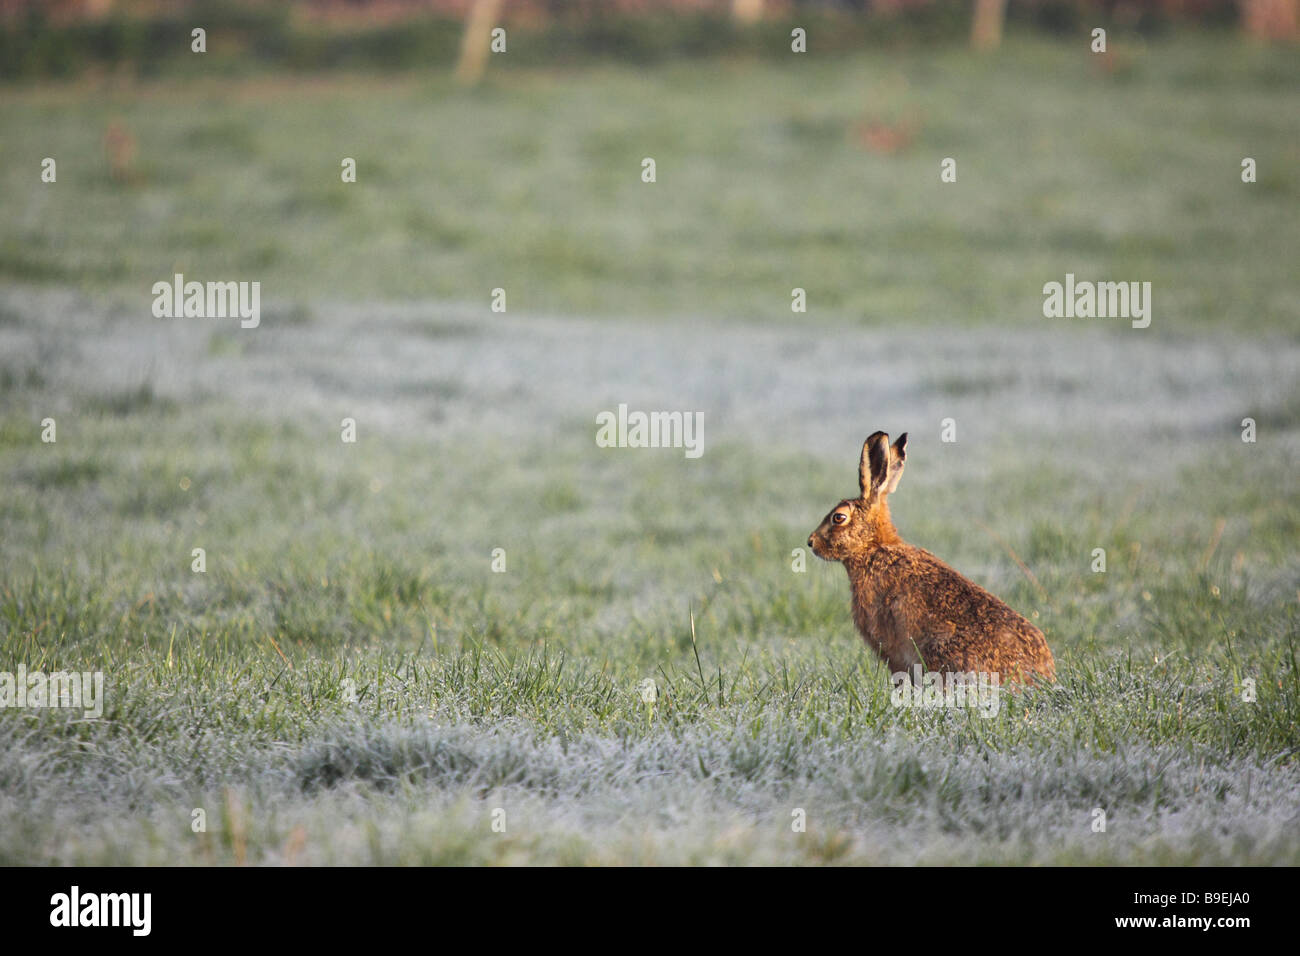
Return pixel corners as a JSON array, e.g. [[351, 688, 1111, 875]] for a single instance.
[[808, 431, 1055, 686]]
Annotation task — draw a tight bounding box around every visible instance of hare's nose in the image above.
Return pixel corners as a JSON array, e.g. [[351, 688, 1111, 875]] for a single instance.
[[807, 536, 814, 547]]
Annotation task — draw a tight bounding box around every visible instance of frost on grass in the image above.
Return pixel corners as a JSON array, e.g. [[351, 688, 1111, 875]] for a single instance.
[[0, 288, 1297, 864], [2, 697, 1298, 865]]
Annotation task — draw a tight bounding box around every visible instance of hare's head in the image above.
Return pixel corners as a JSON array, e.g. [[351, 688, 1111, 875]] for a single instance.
[[808, 431, 907, 561]]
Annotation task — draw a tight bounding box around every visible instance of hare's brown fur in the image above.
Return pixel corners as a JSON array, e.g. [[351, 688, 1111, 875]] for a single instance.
[[808, 431, 1055, 685]]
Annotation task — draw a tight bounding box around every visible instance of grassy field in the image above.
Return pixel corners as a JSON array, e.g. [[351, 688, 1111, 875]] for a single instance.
[[2, 33, 1297, 327], [0, 35, 1298, 864]]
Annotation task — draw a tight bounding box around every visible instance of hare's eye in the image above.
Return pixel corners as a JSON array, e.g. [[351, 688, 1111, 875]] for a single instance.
[[832, 512, 848, 525]]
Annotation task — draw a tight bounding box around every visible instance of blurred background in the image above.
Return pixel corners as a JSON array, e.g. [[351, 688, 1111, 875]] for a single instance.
[[1, 0, 1296, 323], [1, 0, 1298, 80], [1, 0, 1296, 629]]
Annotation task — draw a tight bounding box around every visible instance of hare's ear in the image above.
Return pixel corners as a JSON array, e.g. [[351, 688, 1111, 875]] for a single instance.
[[882, 432, 907, 494], [859, 431, 891, 499]]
